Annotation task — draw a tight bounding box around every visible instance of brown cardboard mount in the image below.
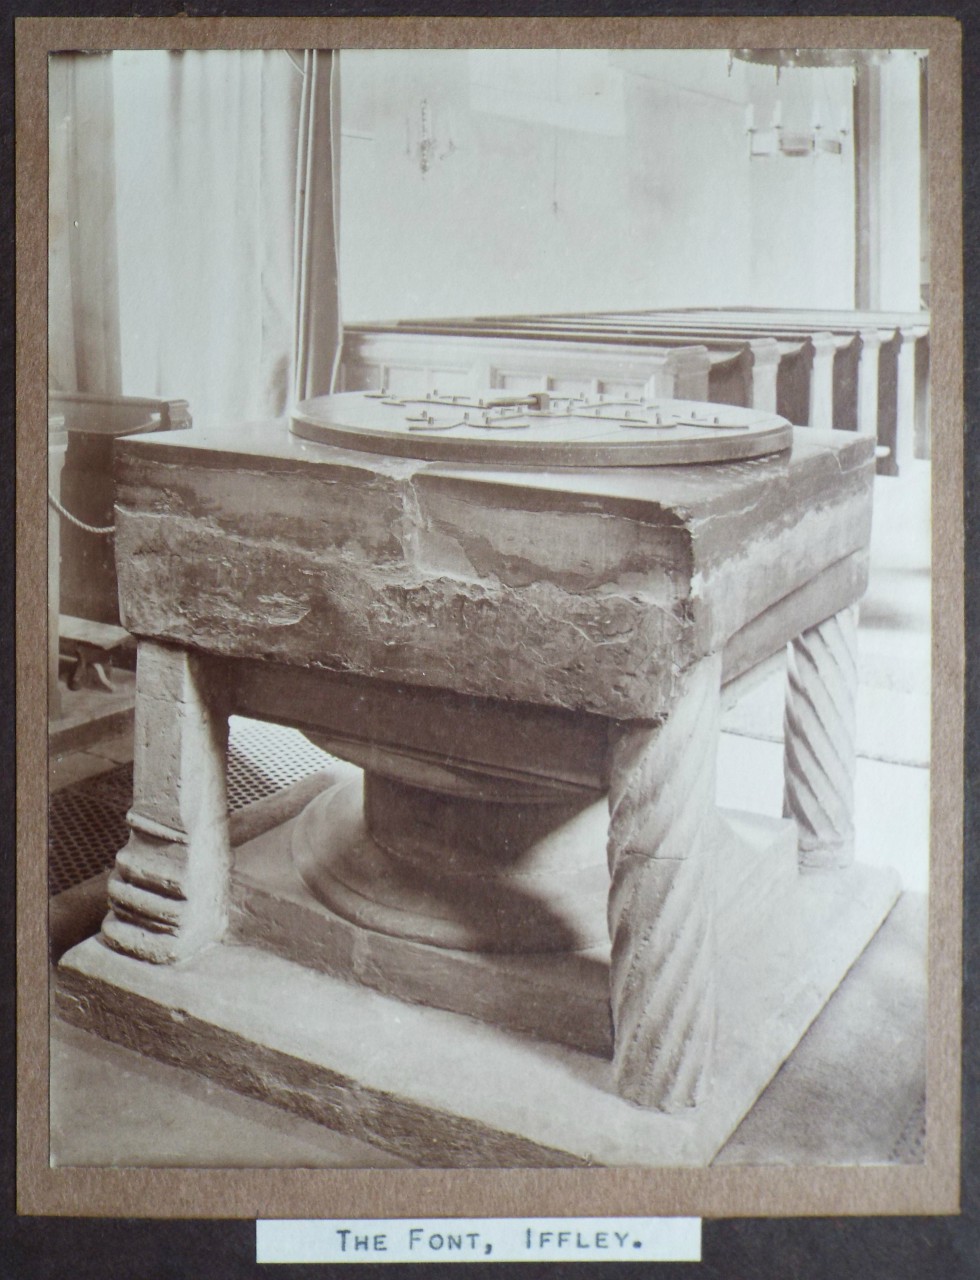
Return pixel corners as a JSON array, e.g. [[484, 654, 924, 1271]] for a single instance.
[[17, 15, 963, 1221]]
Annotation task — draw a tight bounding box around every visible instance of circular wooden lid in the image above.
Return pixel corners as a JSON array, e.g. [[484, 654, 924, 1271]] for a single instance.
[[291, 390, 793, 467]]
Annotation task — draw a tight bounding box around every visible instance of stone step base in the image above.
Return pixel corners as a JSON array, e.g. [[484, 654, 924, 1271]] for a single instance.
[[56, 858, 900, 1168], [231, 807, 799, 1056]]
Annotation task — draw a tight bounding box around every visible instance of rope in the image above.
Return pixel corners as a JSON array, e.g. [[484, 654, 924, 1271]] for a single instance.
[[48, 491, 115, 536]]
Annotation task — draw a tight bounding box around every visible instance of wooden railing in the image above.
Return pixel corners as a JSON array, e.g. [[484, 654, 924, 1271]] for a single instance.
[[342, 307, 930, 476]]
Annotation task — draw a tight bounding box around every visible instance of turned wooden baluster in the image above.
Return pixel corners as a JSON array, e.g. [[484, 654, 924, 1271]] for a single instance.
[[783, 606, 859, 870], [606, 653, 721, 1112], [747, 338, 781, 414], [856, 328, 884, 441], [101, 640, 232, 963], [807, 332, 838, 431], [651, 347, 711, 403], [895, 325, 929, 473]]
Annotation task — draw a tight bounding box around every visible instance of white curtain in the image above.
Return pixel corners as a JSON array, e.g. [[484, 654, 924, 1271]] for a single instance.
[[48, 53, 122, 395], [50, 48, 342, 426], [292, 49, 342, 401]]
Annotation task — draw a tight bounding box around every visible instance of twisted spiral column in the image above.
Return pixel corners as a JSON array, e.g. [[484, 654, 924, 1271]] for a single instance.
[[783, 606, 859, 870], [606, 653, 721, 1111]]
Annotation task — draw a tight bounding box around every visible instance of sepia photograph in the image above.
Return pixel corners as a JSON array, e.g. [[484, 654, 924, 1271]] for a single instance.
[[16, 16, 963, 1225]]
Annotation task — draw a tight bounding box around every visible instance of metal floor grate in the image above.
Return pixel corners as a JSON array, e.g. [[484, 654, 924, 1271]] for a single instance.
[[48, 717, 337, 896]]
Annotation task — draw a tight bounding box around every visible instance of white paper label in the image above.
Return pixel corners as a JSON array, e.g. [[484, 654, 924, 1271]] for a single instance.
[[256, 1217, 702, 1264]]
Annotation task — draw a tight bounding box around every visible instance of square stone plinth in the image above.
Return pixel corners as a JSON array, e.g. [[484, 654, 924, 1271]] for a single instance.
[[57, 809, 899, 1168]]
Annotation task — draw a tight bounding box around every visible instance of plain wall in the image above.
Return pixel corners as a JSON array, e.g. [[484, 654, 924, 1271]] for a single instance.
[[339, 49, 859, 322], [745, 61, 857, 308], [876, 51, 924, 310], [100, 47, 923, 403]]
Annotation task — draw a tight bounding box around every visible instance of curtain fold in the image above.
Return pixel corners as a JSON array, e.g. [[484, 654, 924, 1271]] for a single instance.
[[293, 49, 343, 401], [74, 48, 344, 428], [48, 53, 122, 395]]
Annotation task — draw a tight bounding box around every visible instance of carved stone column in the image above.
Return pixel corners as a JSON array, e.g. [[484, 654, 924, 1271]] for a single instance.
[[606, 653, 721, 1112], [101, 640, 232, 963], [807, 332, 838, 431], [783, 606, 859, 870]]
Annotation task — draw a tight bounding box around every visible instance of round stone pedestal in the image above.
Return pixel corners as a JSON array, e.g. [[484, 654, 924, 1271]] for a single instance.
[[291, 750, 610, 955]]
